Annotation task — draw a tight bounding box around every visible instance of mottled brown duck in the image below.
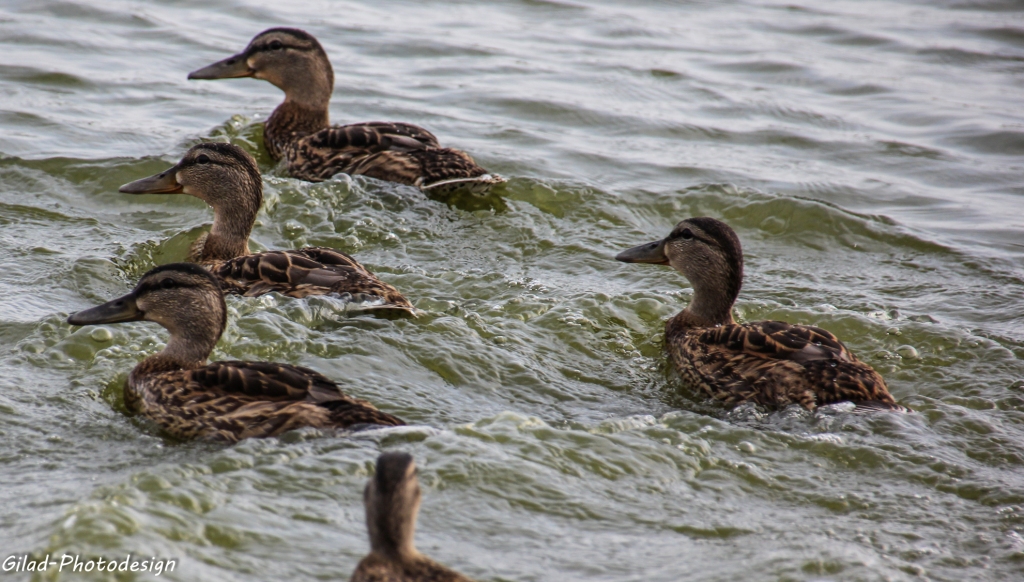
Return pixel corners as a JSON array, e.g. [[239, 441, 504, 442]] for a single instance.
[[188, 28, 504, 194], [351, 452, 475, 582], [67, 263, 405, 442], [616, 217, 909, 412], [119, 142, 413, 313]]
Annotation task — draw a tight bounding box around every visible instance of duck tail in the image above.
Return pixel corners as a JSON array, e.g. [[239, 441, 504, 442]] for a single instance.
[[319, 400, 406, 428], [420, 173, 506, 196], [851, 400, 913, 413]]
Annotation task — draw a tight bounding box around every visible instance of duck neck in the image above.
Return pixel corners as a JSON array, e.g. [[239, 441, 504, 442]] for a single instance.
[[265, 101, 330, 161], [368, 502, 420, 564], [196, 206, 253, 262], [192, 182, 260, 262], [670, 281, 737, 331], [132, 325, 219, 377]]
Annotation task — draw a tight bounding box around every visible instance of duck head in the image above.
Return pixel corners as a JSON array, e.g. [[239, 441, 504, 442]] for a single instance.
[[119, 143, 262, 261], [616, 216, 744, 326], [188, 28, 334, 110], [68, 263, 226, 368]]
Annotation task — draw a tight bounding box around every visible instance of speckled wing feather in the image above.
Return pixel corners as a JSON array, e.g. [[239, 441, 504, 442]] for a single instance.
[[324, 121, 441, 149], [348, 148, 499, 191], [188, 361, 351, 403], [287, 122, 439, 182], [205, 247, 413, 311], [128, 361, 405, 442], [667, 320, 899, 410], [286, 126, 501, 191]]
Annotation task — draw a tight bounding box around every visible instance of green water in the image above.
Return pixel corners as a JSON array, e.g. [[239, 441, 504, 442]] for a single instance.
[[2, 1, 1024, 580]]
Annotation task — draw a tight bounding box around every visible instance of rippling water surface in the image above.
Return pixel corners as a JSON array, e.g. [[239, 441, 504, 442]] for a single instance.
[[2, 0, 1024, 580]]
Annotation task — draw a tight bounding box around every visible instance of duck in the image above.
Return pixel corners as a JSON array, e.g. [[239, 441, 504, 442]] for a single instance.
[[67, 263, 405, 442], [188, 27, 504, 194], [616, 217, 909, 412], [351, 452, 475, 582], [119, 142, 414, 313]]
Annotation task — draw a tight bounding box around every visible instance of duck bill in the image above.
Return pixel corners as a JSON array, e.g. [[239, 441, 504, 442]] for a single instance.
[[119, 167, 182, 194], [615, 239, 669, 264], [68, 293, 144, 326], [188, 53, 252, 80]]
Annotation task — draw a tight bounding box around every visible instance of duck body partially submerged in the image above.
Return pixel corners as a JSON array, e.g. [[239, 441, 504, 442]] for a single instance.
[[617, 216, 908, 412], [665, 316, 898, 411], [67, 263, 405, 442], [127, 359, 402, 442], [189, 28, 504, 193]]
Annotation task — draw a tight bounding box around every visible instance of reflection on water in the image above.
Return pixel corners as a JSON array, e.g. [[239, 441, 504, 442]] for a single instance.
[[1, 0, 1023, 580]]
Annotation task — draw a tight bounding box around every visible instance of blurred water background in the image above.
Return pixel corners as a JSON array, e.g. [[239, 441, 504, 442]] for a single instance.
[[1, 0, 1023, 580]]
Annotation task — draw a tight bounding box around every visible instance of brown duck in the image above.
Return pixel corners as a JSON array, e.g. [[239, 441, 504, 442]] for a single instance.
[[616, 217, 909, 412], [120, 142, 413, 313], [188, 28, 504, 194], [351, 452, 475, 582], [67, 263, 405, 442]]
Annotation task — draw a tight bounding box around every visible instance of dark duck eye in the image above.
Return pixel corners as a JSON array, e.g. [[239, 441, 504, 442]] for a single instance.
[[195, 154, 210, 165], [160, 278, 175, 289], [680, 228, 693, 240], [268, 40, 283, 51]]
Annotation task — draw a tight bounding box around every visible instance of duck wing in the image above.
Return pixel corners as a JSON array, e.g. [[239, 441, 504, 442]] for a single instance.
[[189, 361, 358, 403], [348, 148, 505, 193], [289, 122, 440, 181], [697, 321, 853, 364], [308, 122, 439, 152], [207, 248, 413, 311], [135, 361, 405, 442], [675, 321, 898, 410], [285, 122, 504, 192]]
